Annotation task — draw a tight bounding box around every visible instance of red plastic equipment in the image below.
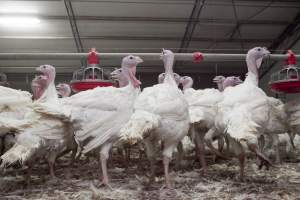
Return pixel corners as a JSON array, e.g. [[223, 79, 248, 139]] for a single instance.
[[269, 50, 300, 94], [70, 48, 114, 93]]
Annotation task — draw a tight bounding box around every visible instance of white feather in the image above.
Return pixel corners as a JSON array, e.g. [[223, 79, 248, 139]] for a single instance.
[[120, 110, 160, 143], [63, 82, 140, 153]]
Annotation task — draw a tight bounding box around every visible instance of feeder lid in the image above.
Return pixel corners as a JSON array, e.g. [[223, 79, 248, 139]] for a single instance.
[[193, 52, 203, 63], [269, 49, 300, 93], [285, 50, 296, 66], [87, 48, 100, 65], [70, 80, 114, 93]]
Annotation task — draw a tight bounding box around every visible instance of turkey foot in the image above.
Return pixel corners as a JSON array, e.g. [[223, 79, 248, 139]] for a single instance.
[[97, 180, 113, 191], [160, 184, 174, 191], [174, 141, 184, 171], [99, 153, 113, 190], [248, 143, 273, 169], [194, 132, 207, 175], [205, 128, 230, 160], [163, 156, 172, 189]]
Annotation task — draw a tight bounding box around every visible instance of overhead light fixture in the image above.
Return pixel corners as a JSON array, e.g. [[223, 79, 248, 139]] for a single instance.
[[0, 3, 38, 14], [0, 16, 40, 27], [0, 8, 38, 14]]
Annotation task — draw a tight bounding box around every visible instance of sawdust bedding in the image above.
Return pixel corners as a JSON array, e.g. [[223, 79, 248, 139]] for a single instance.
[[0, 150, 299, 200]]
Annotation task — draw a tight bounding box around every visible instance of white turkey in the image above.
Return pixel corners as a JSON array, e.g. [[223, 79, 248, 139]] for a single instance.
[[1, 78, 75, 156], [62, 55, 142, 188], [56, 83, 72, 98], [212, 75, 226, 91], [0, 65, 76, 183], [0, 75, 48, 154], [260, 96, 295, 164], [110, 67, 144, 167], [281, 98, 300, 154], [213, 75, 290, 164], [0, 82, 34, 156], [213, 75, 243, 92], [284, 99, 300, 141], [110, 70, 185, 169], [110, 68, 129, 88], [158, 72, 181, 85], [32, 75, 48, 100], [0, 75, 47, 157], [222, 76, 243, 89], [180, 75, 242, 173], [158, 72, 187, 169], [0, 86, 32, 137], [120, 49, 190, 189], [211, 47, 272, 180]]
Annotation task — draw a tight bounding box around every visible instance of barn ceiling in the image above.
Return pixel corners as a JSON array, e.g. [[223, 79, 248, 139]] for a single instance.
[[0, 0, 299, 89]]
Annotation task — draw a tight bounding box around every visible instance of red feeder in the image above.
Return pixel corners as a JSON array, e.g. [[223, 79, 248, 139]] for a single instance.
[[193, 52, 203, 63], [70, 48, 115, 93], [269, 50, 300, 94]]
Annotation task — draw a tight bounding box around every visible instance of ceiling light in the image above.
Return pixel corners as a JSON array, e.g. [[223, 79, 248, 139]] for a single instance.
[[0, 8, 38, 14], [0, 3, 38, 14], [0, 16, 40, 27]]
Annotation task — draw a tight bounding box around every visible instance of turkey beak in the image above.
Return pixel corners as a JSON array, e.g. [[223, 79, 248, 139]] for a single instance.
[[179, 77, 185, 84], [160, 48, 165, 60], [213, 77, 220, 82], [35, 66, 42, 73], [263, 48, 270, 56], [135, 56, 143, 64], [235, 78, 243, 84], [110, 74, 118, 80]]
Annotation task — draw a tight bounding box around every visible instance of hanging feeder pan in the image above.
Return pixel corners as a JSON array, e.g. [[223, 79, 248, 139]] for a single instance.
[[70, 66, 115, 93], [269, 66, 300, 93], [69, 48, 115, 93], [70, 79, 114, 93], [268, 50, 300, 94]]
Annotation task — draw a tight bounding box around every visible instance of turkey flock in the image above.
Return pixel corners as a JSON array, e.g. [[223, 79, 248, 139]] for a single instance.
[[0, 47, 299, 191]]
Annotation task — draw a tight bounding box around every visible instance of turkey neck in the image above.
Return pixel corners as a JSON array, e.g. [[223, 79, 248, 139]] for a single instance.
[[222, 77, 238, 90], [60, 87, 71, 97], [163, 55, 177, 86], [118, 77, 129, 87], [183, 80, 193, 91], [32, 84, 43, 100], [122, 65, 139, 89], [46, 71, 58, 100], [217, 82, 224, 92], [37, 71, 58, 103], [118, 71, 130, 88], [245, 55, 259, 85]]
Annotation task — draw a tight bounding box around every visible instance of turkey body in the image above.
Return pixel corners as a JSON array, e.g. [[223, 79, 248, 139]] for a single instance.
[[212, 47, 272, 180], [60, 55, 142, 188], [0, 65, 75, 182], [120, 49, 190, 188]]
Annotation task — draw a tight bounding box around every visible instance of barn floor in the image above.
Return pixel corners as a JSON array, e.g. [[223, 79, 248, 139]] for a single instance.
[[0, 153, 300, 200]]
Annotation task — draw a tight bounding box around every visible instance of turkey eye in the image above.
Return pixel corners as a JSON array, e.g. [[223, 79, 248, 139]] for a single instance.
[[129, 56, 133, 59], [257, 48, 261, 51], [43, 65, 46, 68]]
